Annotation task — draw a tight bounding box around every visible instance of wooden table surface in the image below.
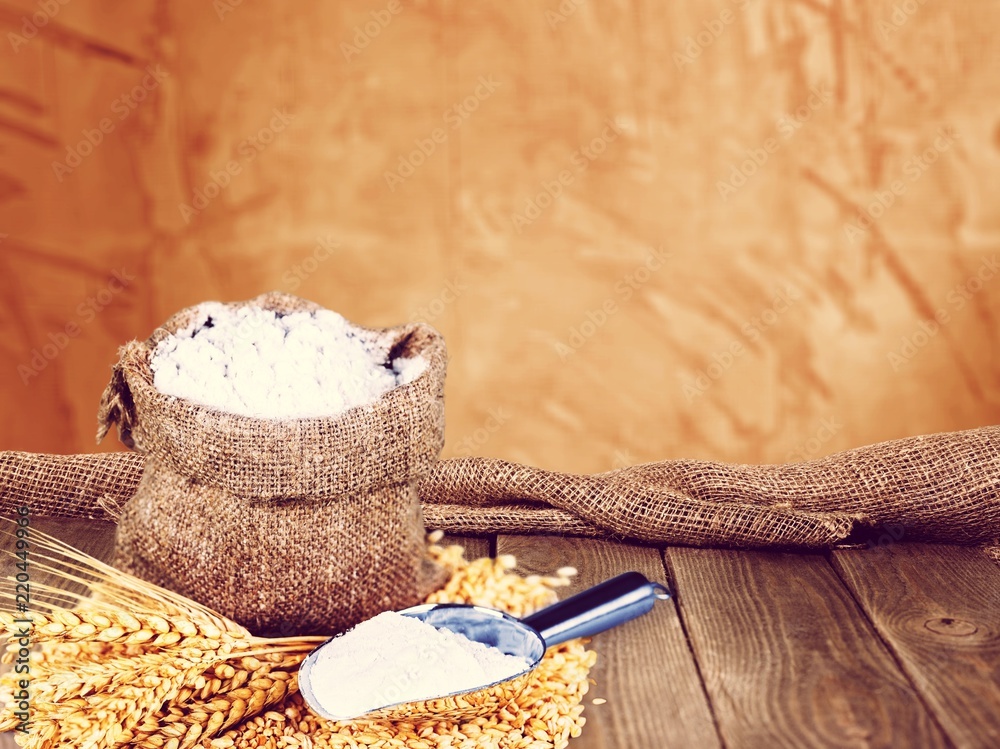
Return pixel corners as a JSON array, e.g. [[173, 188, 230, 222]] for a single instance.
[[3, 519, 1000, 749]]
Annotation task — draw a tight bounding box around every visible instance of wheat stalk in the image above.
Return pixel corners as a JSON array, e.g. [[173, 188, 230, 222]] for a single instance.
[[0, 529, 597, 749], [0, 525, 325, 748]]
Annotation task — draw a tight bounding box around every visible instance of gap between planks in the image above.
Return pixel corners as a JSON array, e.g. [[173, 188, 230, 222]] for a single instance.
[[830, 542, 1000, 749], [498, 535, 722, 749], [665, 546, 950, 749]]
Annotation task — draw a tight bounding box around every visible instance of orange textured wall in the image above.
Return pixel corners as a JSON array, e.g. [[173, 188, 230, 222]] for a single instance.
[[2, 0, 999, 473]]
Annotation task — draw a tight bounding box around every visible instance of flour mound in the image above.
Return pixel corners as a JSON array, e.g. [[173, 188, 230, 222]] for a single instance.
[[150, 302, 426, 419], [309, 611, 532, 720]]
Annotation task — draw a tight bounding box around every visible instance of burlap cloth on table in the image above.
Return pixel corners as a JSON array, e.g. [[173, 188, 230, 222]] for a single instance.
[[3, 428, 999, 562]]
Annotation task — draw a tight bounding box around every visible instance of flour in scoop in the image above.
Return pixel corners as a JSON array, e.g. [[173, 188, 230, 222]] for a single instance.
[[150, 302, 426, 419], [309, 611, 531, 720]]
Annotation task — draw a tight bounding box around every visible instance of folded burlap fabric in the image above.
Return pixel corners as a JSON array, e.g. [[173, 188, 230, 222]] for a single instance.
[[2, 425, 998, 565]]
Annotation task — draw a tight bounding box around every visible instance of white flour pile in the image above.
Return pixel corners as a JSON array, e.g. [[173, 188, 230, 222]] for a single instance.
[[150, 302, 426, 419], [307, 611, 532, 720]]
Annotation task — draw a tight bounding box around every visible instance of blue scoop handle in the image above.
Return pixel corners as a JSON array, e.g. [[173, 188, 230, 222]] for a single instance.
[[521, 571, 670, 648]]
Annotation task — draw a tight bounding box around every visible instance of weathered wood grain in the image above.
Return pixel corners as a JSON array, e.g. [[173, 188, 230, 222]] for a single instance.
[[832, 543, 1000, 748], [499, 535, 722, 749], [439, 533, 491, 561], [665, 547, 949, 749]]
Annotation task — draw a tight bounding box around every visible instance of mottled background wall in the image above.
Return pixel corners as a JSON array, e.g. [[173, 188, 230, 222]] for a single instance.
[[2, 0, 999, 473]]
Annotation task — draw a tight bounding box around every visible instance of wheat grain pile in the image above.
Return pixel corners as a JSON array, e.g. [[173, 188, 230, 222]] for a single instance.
[[0, 531, 596, 749]]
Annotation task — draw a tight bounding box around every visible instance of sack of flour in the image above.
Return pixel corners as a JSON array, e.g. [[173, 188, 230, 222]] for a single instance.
[[96, 291, 447, 636]]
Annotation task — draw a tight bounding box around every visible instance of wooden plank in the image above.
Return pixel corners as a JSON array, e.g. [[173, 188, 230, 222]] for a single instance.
[[499, 535, 722, 749], [438, 533, 491, 561], [831, 543, 1000, 748], [665, 547, 949, 749]]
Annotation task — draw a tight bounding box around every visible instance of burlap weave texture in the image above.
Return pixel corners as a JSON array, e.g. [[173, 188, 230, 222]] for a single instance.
[[95, 292, 448, 636], [417, 426, 1000, 549], [3, 426, 997, 555]]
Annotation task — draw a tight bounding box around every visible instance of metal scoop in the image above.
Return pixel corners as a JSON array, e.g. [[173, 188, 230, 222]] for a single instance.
[[298, 571, 670, 722]]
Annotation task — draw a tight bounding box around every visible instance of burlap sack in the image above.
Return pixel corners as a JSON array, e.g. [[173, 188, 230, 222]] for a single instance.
[[94, 292, 447, 636], [2, 427, 997, 562]]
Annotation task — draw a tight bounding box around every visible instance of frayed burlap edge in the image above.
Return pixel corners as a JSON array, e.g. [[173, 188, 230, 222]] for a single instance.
[[96, 291, 448, 499], [2, 424, 999, 568]]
